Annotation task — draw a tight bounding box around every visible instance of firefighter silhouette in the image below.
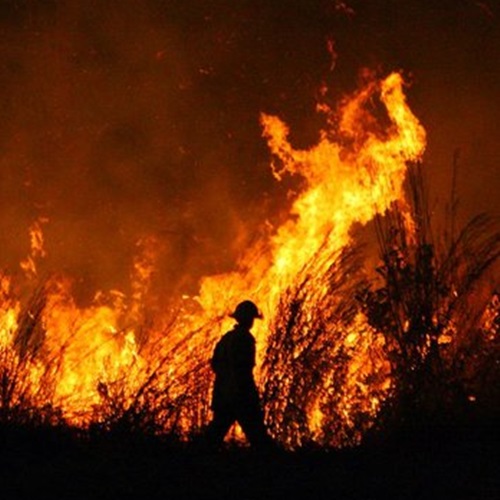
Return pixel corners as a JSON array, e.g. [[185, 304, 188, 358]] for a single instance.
[[205, 300, 273, 449]]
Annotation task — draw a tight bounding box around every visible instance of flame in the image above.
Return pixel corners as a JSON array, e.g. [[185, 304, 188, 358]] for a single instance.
[[41, 279, 144, 421], [20, 217, 49, 279], [0, 71, 427, 443], [198, 71, 426, 359]]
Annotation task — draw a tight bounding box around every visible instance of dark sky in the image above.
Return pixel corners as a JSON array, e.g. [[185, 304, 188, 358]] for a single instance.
[[0, 0, 498, 303]]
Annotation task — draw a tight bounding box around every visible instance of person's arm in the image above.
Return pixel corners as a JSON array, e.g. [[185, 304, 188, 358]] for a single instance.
[[211, 339, 223, 373]]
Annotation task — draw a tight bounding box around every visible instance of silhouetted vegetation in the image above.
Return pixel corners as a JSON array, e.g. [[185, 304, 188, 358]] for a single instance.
[[262, 161, 499, 448], [361, 162, 499, 436], [0, 282, 61, 429], [0, 163, 499, 457], [0, 282, 215, 447], [262, 246, 378, 448]]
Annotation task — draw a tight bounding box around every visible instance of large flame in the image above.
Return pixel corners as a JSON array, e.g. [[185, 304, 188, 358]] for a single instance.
[[0, 72, 426, 442]]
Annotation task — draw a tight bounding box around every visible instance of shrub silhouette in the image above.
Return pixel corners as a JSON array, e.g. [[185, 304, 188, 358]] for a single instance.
[[360, 162, 500, 432], [262, 161, 499, 448]]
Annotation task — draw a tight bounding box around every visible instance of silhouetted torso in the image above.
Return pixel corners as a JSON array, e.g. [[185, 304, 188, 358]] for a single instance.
[[211, 325, 259, 412]]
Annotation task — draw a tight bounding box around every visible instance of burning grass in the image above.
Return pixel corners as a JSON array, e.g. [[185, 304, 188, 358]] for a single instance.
[[0, 277, 212, 443], [262, 161, 499, 448], [363, 163, 500, 431], [262, 246, 388, 449], [0, 70, 498, 451], [0, 163, 499, 450]]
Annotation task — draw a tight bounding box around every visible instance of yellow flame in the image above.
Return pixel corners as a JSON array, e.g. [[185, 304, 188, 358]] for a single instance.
[[0, 71, 426, 440]]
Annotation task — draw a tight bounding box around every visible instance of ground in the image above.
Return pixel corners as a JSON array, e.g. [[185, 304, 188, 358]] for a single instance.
[[0, 423, 498, 499]]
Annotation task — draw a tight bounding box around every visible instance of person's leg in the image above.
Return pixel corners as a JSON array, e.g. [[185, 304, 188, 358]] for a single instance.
[[204, 410, 235, 450], [237, 404, 274, 450]]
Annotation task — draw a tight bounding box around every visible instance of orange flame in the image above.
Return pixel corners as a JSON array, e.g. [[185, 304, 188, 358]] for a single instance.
[[20, 217, 49, 279], [1, 71, 426, 442]]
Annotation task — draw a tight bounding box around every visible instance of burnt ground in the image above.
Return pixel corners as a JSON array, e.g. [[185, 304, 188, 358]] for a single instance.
[[0, 422, 498, 500]]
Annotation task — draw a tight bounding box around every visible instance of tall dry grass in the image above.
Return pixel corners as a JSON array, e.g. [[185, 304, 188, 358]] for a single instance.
[[0, 161, 498, 450], [0, 279, 215, 446], [262, 245, 378, 449], [361, 161, 500, 431], [261, 160, 499, 447]]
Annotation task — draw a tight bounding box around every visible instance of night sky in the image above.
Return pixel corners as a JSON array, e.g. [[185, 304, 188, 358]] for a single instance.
[[0, 0, 498, 302]]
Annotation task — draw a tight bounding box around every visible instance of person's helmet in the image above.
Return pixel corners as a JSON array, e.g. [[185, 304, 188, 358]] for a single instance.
[[229, 300, 263, 322]]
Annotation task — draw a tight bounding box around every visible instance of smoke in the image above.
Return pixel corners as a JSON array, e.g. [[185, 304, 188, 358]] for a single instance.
[[0, 1, 278, 302], [0, 1, 497, 305]]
